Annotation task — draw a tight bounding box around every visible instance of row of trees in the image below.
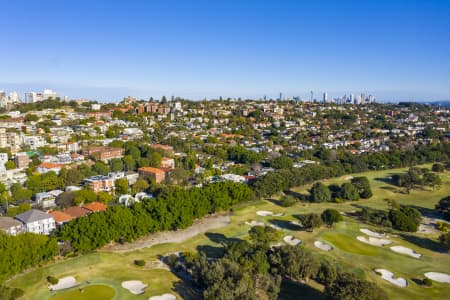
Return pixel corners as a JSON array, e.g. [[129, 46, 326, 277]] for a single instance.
[[360, 205, 422, 232], [0, 232, 58, 282], [392, 167, 442, 192], [252, 143, 450, 197], [60, 182, 253, 251], [310, 177, 372, 203]]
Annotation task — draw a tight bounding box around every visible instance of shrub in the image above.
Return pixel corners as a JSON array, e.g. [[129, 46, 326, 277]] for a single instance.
[[423, 278, 433, 286], [167, 254, 179, 268], [437, 221, 450, 232], [47, 275, 59, 285], [321, 209, 343, 226], [279, 195, 297, 207], [134, 259, 146, 266]]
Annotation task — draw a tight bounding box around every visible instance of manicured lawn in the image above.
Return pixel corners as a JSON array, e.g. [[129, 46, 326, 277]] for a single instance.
[[321, 232, 381, 256], [7, 165, 450, 300], [49, 285, 115, 300]]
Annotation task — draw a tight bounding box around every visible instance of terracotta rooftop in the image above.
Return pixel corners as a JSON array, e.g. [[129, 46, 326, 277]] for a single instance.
[[83, 202, 107, 212], [49, 211, 74, 223], [138, 167, 165, 174], [38, 162, 65, 169], [64, 206, 91, 218]]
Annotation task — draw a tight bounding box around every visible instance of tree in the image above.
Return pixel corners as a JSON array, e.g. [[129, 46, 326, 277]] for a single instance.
[[269, 156, 293, 169], [110, 158, 124, 172], [299, 213, 323, 231], [339, 183, 360, 201], [10, 183, 32, 202], [432, 163, 445, 173], [310, 182, 331, 202], [115, 178, 130, 195], [249, 226, 281, 246], [24, 114, 39, 122], [132, 179, 150, 194], [97, 191, 112, 203], [279, 195, 297, 207], [74, 189, 97, 205], [6, 203, 31, 217], [148, 151, 162, 167], [269, 245, 319, 282], [325, 272, 388, 300], [423, 172, 442, 190], [440, 232, 450, 252], [436, 196, 450, 221], [4, 160, 15, 170], [321, 208, 343, 226], [92, 161, 110, 175], [351, 176, 373, 198]]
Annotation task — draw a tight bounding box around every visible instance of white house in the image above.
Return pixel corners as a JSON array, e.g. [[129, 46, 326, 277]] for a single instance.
[[15, 209, 56, 235]]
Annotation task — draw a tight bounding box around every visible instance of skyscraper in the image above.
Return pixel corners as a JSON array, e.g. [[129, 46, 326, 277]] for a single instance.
[[323, 92, 327, 103]]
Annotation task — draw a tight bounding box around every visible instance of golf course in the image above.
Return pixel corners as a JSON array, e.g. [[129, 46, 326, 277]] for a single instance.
[[5, 165, 450, 300]]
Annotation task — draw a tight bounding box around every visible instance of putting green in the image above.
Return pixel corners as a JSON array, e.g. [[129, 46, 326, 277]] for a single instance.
[[49, 284, 115, 300], [321, 232, 380, 256]]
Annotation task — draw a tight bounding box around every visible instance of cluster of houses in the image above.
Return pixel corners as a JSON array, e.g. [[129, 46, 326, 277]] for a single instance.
[[0, 202, 107, 236]]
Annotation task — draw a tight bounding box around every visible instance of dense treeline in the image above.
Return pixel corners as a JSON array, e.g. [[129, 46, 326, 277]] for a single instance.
[[170, 226, 387, 300], [0, 233, 58, 282], [252, 142, 450, 197], [60, 182, 253, 251], [360, 205, 422, 232]]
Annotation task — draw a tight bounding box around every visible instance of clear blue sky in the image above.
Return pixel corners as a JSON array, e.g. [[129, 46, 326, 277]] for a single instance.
[[1, 0, 450, 101]]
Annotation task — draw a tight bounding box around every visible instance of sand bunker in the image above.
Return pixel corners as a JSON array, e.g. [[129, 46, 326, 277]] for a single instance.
[[375, 269, 408, 287], [357, 236, 392, 246], [283, 235, 301, 246], [256, 211, 274, 216], [122, 280, 148, 294], [424, 272, 450, 283], [245, 220, 265, 227], [360, 228, 388, 238], [314, 241, 333, 251], [149, 293, 177, 300], [49, 276, 78, 291], [269, 224, 282, 230], [273, 213, 284, 217], [390, 246, 422, 258]]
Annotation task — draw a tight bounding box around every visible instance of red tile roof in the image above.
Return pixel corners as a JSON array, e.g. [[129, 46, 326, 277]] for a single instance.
[[64, 207, 91, 218], [49, 211, 73, 223], [83, 202, 107, 212]]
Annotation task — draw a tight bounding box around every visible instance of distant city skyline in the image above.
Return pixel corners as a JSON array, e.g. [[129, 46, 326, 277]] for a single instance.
[[1, 0, 449, 101]]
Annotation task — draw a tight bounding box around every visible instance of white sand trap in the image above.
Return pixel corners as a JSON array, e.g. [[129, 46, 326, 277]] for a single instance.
[[375, 269, 408, 287], [357, 236, 392, 246], [360, 228, 388, 238], [256, 210, 274, 216], [245, 220, 265, 227], [283, 235, 301, 246], [269, 224, 282, 230], [122, 280, 148, 294], [290, 220, 302, 227], [390, 246, 422, 258], [314, 241, 333, 251], [424, 272, 450, 283], [49, 276, 78, 291], [273, 213, 285, 217], [149, 293, 177, 300]]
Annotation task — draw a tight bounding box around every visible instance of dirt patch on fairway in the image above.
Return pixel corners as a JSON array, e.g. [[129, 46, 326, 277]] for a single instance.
[[103, 214, 230, 252]]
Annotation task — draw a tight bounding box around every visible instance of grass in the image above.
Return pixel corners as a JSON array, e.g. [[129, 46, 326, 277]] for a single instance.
[[6, 165, 450, 300], [321, 232, 381, 256], [49, 284, 115, 300]]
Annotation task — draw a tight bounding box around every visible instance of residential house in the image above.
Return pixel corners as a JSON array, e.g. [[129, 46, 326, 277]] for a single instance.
[[36, 162, 65, 174], [48, 211, 73, 226], [34, 192, 57, 209], [83, 202, 107, 213], [0, 216, 24, 235], [64, 206, 91, 219], [15, 209, 56, 235]]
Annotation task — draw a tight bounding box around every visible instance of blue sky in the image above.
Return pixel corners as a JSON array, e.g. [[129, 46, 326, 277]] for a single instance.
[[1, 0, 450, 101]]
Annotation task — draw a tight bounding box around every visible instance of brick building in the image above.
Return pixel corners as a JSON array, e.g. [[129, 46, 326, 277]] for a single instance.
[[82, 146, 124, 161], [138, 167, 166, 183]]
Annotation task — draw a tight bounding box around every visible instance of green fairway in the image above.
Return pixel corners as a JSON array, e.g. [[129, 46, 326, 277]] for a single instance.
[[321, 232, 381, 256], [7, 165, 450, 300], [49, 285, 115, 300]]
